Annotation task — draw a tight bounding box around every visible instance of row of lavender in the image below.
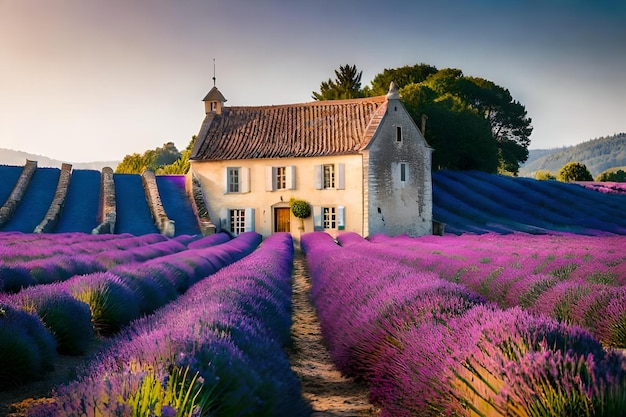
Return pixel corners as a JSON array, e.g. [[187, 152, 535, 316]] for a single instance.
[[302, 232, 626, 416], [28, 232, 309, 417], [344, 232, 626, 348], [0, 231, 255, 389], [0, 232, 229, 292]]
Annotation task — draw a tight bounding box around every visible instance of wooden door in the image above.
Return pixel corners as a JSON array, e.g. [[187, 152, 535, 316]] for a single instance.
[[274, 207, 291, 233]]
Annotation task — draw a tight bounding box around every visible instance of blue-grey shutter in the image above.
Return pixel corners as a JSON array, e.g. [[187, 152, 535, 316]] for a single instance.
[[244, 208, 255, 232], [314, 165, 323, 190], [224, 168, 230, 194], [313, 205, 323, 231], [337, 163, 345, 190], [219, 208, 229, 232], [337, 206, 345, 230]]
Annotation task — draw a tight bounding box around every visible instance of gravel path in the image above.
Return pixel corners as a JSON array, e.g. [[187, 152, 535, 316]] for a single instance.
[[288, 249, 379, 416]]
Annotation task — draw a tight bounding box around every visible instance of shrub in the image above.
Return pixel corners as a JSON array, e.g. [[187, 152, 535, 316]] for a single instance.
[[65, 272, 140, 336], [535, 169, 556, 180], [557, 161, 593, 182], [0, 305, 57, 388], [16, 285, 94, 355]]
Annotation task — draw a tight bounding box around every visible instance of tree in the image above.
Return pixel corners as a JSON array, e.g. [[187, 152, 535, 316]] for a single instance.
[[400, 83, 499, 172], [289, 198, 311, 232], [115, 142, 182, 174], [596, 169, 626, 182], [557, 162, 593, 182], [312, 64, 364, 100], [365, 63, 438, 96], [535, 170, 556, 180]]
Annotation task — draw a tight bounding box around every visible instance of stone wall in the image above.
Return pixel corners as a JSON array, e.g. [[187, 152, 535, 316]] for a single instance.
[[34, 163, 72, 233], [92, 167, 116, 234], [141, 169, 175, 237], [186, 172, 216, 235], [0, 160, 38, 228]]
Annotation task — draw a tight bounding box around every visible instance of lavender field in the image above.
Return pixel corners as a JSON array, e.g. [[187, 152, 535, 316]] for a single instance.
[[302, 231, 626, 416], [2, 168, 626, 416], [1, 231, 309, 416]]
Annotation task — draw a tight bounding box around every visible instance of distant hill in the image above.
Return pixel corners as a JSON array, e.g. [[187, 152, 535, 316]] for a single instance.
[[520, 133, 626, 178], [0, 148, 118, 171]]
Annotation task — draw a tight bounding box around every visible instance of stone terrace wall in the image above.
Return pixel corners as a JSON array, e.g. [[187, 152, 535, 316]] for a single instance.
[[92, 167, 116, 234], [186, 172, 216, 236], [142, 169, 175, 237], [0, 160, 38, 228], [34, 163, 72, 233]]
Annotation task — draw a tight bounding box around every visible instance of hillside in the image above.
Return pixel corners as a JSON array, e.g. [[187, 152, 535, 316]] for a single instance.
[[520, 132, 626, 177], [0, 148, 118, 171], [432, 170, 626, 235]]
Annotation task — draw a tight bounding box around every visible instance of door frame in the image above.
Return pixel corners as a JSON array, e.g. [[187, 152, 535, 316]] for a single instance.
[[273, 205, 291, 233]]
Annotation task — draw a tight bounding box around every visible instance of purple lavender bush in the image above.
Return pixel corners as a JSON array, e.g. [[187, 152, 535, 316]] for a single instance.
[[0, 304, 57, 389], [64, 272, 140, 336], [6, 284, 94, 355], [303, 231, 626, 416]]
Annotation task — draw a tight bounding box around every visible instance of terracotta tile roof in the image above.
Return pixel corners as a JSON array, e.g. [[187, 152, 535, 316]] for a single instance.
[[191, 95, 388, 161]]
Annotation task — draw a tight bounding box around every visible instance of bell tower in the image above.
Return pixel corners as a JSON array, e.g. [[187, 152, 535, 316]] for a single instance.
[[202, 59, 226, 115]]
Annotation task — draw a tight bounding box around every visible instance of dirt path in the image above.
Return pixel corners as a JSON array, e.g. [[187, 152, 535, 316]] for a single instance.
[[288, 250, 379, 416]]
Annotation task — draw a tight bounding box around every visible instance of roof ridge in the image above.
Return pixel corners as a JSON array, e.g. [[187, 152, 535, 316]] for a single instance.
[[226, 95, 387, 110]]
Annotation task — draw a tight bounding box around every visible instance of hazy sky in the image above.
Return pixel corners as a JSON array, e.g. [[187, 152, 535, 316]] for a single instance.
[[1, 0, 625, 162]]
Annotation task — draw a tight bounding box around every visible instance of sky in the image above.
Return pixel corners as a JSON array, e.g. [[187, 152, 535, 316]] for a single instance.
[[1, 0, 625, 163]]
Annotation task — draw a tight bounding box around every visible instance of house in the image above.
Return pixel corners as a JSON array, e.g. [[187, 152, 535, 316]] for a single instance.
[[189, 82, 433, 238]]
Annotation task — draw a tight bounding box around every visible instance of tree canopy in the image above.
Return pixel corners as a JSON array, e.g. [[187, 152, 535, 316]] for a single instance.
[[116, 138, 195, 175], [315, 63, 534, 174], [312, 64, 364, 100], [557, 162, 593, 182]]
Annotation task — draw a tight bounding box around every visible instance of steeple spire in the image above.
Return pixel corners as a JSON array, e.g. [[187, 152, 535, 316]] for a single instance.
[[212, 58, 216, 87]]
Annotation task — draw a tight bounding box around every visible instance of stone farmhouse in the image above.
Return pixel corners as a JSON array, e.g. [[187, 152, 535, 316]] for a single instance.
[[189, 82, 433, 238]]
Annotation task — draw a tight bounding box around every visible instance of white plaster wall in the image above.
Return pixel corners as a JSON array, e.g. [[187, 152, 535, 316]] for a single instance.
[[190, 154, 364, 238]]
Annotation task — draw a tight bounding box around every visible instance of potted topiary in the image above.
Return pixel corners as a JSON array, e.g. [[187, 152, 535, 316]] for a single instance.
[[289, 197, 311, 233]]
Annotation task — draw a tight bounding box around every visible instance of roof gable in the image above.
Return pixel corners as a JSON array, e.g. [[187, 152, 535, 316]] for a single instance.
[[191, 96, 388, 161]]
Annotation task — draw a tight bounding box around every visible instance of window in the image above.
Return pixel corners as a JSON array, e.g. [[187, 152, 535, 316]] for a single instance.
[[313, 205, 345, 231], [323, 164, 335, 189], [225, 167, 250, 193], [210, 102, 217, 112], [276, 166, 286, 190], [220, 207, 255, 235], [314, 163, 345, 190], [323, 207, 336, 229], [396, 126, 402, 142], [265, 166, 295, 191], [227, 168, 239, 193], [230, 209, 246, 234], [400, 163, 406, 182]]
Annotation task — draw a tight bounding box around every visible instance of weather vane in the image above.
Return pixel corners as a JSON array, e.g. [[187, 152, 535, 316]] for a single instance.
[[212, 58, 216, 87]]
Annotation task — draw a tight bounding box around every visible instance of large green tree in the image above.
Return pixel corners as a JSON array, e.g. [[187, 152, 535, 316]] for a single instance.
[[312, 64, 364, 100], [364, 63, 438, 96], [456, 76, 533, 173], [401, 83, 499, 172]]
